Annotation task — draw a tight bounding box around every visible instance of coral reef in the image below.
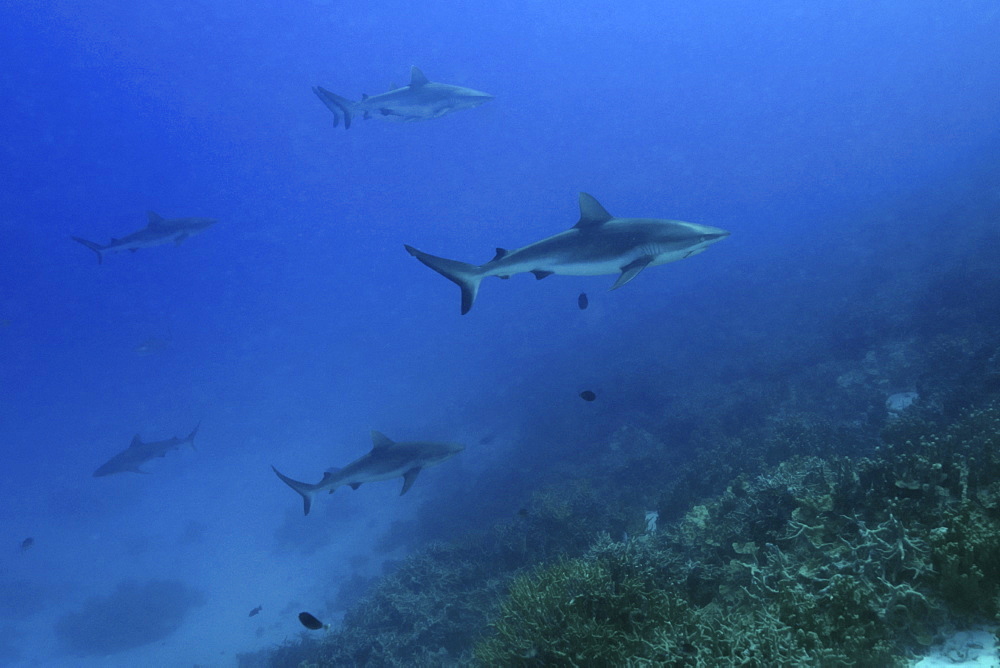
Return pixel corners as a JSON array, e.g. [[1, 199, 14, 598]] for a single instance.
[[243, 320, 1000, 667], [475, 403, 1000, 665]]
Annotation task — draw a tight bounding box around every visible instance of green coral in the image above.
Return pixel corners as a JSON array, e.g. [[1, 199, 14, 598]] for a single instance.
[[475, 404, 1000, 665], [474, 546, 681, 666]]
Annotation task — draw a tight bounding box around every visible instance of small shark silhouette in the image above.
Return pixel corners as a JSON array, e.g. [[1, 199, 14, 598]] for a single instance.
[[72, 212, 217, 264], [92, 424, 199, 476], [313, 66, 493, 129], [272, 431, 464, 515], [405, 193, 730, 314]]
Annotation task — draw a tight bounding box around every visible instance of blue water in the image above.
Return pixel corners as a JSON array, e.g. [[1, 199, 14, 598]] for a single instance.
[[1, 1, 998, 665]]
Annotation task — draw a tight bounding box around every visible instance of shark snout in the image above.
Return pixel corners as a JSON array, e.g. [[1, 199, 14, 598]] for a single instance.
[[464, 91, 494, 105], [696, 225, 730, 243]]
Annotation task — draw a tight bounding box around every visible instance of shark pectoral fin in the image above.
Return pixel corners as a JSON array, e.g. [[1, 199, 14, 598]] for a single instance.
[[174, 233, 189, 246], [349, 483, 361, 490], [611, 256, 654, 290], [129, 248, 138, 253], [400, 468, 422, 495], [531, 270, 554, 280], [498, 275, 510, 280]]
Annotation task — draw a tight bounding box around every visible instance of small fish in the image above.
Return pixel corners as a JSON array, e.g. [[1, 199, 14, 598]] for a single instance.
[[249, 605, 262, 617], [298, 612, 325, 630], [133, 337, 170, 356], [578, 292, 588, 310], [20, 537, 34, 551], [579, 390, 597, 402]]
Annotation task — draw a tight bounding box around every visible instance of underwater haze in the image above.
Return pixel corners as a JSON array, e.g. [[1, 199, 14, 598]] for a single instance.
[[1, 0, 999, 666]]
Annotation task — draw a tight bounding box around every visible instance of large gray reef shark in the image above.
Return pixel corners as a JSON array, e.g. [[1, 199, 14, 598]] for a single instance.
[[405, 193, 731, 314], [72, 212, 217, 264], [92, 424, 199, 476], [313, 66, 493, 129], [272, 431, 465, 515]]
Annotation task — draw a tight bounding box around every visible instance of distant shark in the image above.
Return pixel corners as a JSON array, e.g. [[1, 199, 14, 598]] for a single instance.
[[272, 431, 465, 515], [92, 424, 199, 476], [72, 212, 217, 264], [405, 193, 730, 314], [313, 66, 493, 129]]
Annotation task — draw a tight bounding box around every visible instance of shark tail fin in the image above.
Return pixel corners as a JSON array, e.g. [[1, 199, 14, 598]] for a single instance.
[[71, 237, 105, 264], [312, 86, 356, 129], [272, 466, 317, 515], [185, 423, 200, 450], [404, 245, 483, 315]]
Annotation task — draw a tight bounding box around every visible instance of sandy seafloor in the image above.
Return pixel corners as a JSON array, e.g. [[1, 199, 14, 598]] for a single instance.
[[914, 628, 999, 667]]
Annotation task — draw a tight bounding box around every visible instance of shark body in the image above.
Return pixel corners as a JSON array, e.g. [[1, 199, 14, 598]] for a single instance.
[[405, 193, 730, 314], [92, 424, 199, 476], [313, 66, 493, 129], [272, 431, 464, 515], [72, 212, 217, 264]]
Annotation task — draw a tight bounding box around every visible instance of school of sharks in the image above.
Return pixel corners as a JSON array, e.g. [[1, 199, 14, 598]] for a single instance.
[[80, 65, 729, 511]]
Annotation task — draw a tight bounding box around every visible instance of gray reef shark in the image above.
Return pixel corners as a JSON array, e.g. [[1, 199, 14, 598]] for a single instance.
[[72, 212, 217, 264], [272, 431, 465, 515], [92, 424, 199, 476], [405, 193, 730, 314], [313, 66, 493, 129]]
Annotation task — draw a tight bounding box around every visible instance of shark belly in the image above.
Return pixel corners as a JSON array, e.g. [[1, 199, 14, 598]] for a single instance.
[[485, 240, 657, 279], [326, 458, 417, 491]]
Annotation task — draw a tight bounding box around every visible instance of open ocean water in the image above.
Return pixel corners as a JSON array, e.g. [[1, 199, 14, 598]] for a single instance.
[[2, 1, 999, 666]]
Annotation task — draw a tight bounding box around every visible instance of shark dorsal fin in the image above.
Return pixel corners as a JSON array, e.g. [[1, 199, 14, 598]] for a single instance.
[[491, 248, 508, 262], [362, 93, 370, 101], [129, 434, 143, 448], [146, 211, 167, 229], [574, 193, 613, 229], [409, 66, 429, 87], [371, 431, 395, 450]]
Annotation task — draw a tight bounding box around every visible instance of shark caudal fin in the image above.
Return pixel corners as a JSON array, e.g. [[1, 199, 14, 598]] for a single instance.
[[404, 245, 483, 315], [184, 423, 200, 450], [71, 237, 105, 264], [271, 466, 319, 515], [312, 87, 356, 129]]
